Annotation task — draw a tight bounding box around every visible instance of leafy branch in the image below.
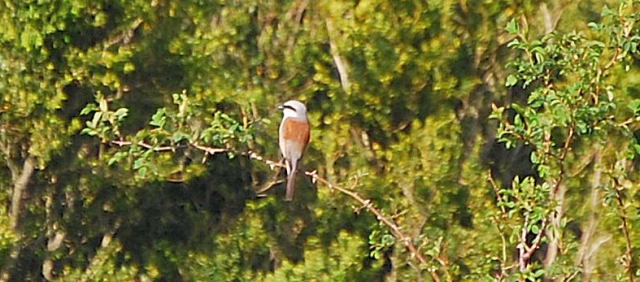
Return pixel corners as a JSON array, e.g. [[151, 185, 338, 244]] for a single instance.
[[492, 1, 640, 279], [107, 138, 445, 281], [80, 92, 447, 280]]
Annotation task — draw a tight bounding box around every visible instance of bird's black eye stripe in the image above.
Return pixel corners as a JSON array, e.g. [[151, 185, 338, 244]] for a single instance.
[[283, 105, 297, 111]]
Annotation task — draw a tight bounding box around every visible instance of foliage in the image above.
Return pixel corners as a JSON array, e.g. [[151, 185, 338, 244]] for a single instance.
[[1, 0, 639, 281], [491, 1, 640, 280]]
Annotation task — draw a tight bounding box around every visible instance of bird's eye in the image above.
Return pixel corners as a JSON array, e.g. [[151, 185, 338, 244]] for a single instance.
[[283, 105, 297, 112]]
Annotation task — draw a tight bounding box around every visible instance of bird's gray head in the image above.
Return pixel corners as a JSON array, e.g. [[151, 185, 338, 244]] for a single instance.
[[278, 100, 308, 119]]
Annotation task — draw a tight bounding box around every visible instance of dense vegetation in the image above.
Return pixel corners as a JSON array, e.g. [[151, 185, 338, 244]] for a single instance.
[[1, 0, 639, 280]]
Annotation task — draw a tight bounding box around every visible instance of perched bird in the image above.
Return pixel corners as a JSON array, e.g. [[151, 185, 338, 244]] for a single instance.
[[278, 100, 310, 201]]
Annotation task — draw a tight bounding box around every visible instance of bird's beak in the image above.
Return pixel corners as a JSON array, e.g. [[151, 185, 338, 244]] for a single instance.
[[277, 104, 284, 110]]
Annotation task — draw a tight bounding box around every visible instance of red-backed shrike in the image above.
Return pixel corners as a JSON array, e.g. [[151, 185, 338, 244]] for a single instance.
[[278, 100, 310, 201]]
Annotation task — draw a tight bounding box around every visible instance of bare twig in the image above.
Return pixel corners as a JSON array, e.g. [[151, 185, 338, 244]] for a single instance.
[[111, 140, 180, 152], [104, 140, 443, 281], [246, 152, 444, 279], [190, 143, 230, 155], [255, 162, 285, 195], [617, 116, 640, 127], [306, 169, 442, 281], [488, 170, 507, 215], [517, 211, 548, 272], [487, 171, 509, 278]]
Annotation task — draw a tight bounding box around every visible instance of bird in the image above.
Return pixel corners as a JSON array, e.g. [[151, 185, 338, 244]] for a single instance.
[[278, 100, 310, 201]]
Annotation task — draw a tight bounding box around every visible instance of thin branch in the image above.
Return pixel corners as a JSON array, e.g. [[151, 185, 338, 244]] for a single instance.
[[617, 116, 640, 127], [518, 216, 548, 271], [518, 215, 530, 271], [325, 18, 351, 93], [564, 269, 581, 282], [190, 143, 229, 155], [488, 171, 510, 278], [306, 169, 442, 281], [598, 10, 636, 82], [0, 140, 20, 180], [613, 176, 635, 282], [255, 179, 285, 195], [490, 167, 550, 272], [104, 140, 443, 280], [559, 126, 574, 161], [247, 151, 444, 279], [542, 125, 573, 271], [488, 170, 507, 215], [111, 140, 180, 152]]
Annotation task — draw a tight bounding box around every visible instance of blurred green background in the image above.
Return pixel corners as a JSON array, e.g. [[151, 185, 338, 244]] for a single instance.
[[0, 0, 639, 281]]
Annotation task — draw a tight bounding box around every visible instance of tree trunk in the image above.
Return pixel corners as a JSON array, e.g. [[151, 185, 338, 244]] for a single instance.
[[10, 155, 36, 231]]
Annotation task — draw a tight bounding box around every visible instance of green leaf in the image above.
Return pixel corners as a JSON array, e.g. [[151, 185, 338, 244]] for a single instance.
[[507, 38, 520, 48], [530, 151, 538, 164], [80, 103, 98, 115], [514, 114, 523, 127], [150, 108, 167, 128], [530, 224, 540, 234], [629, 99, 640, 113], [114, 108, 129, 120], [80, 128, 97, 136], [172, 131, 189, 143], [506, 74, 518, 87], [108, 152, 128, 166], [600, 5, 613, 17], [587, 22, 600, 30], [381, 234, 395, 245], [133, 157, 146, 170], [90, 112, 103, 128], [489, 104, 505, 120], [511, 103, 525, 114], [505, 18, 519, 34]]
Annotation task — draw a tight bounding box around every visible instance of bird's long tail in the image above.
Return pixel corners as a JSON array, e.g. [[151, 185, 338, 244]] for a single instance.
[[285, 160, 297, 201]]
